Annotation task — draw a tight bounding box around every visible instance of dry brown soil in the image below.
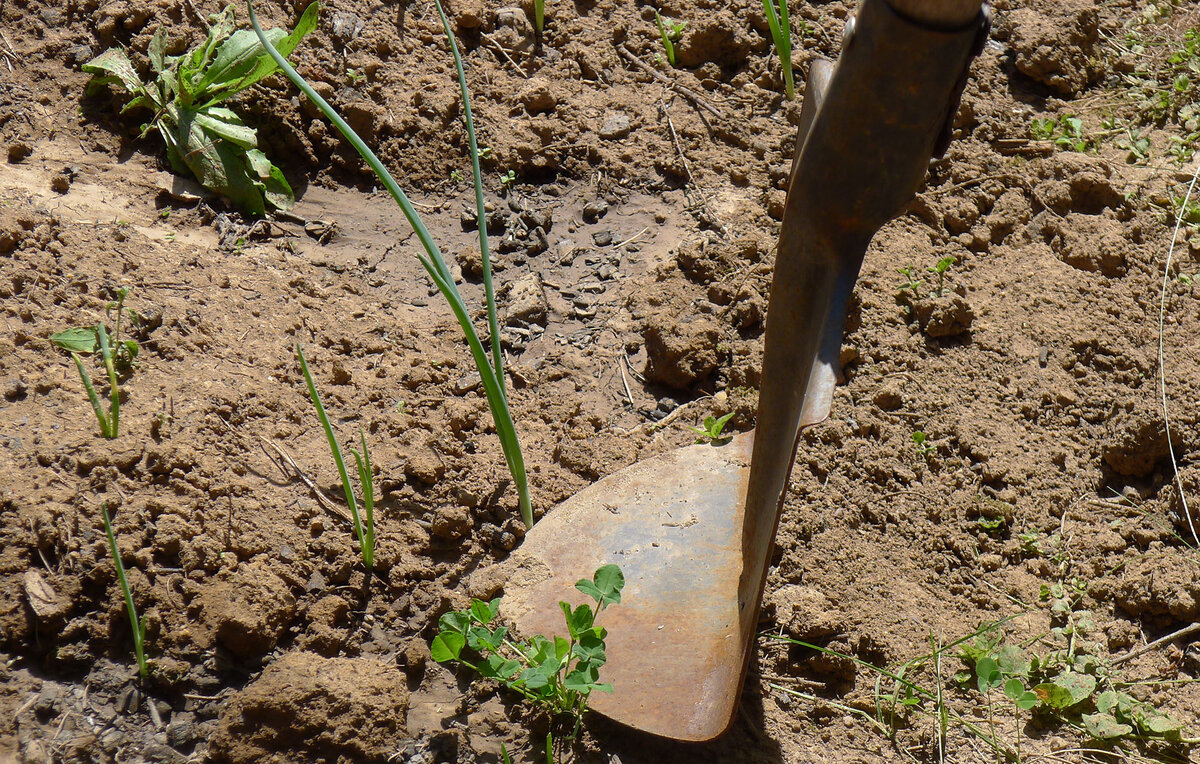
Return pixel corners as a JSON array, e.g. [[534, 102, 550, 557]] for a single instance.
[[2, 0, 1200, 762]]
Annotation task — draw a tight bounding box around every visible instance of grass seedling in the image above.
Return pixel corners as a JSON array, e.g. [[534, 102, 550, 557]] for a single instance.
[[432, 564, 624, 752], [52, 289, 139, 439], [655, 10, 684, 67], [928, 255, 955, 297], [534, 0, 544, 35], [691, 412, 735, 444], [102, 504, 148, 678], [250, 0, 533, 528], [761, 0, 795, 100], [83, 4, 316, 214], [296, 345, 375, 570]]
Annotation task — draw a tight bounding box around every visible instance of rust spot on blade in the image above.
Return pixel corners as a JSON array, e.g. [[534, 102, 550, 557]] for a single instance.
[[505, 433, 754, 741]]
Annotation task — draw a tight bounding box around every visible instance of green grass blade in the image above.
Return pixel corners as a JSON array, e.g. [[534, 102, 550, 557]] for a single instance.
[[103, 505, 147, 677], [351, 430, 375, 569], [296, 344, 367, 561], [72, 351, 112, 438], [432, 0, 507, 405], [777, 0, 794, 100], [96, 323, 120, 437], [251, 2, 533, 528], [655, 11, 675, 66], [534, 0, 544, 33]]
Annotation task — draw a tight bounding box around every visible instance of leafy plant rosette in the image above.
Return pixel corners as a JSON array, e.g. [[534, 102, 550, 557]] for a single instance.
[[958, 620, 1193, 746], [82, 4, 317, 215], [431, 565, 625, 724]]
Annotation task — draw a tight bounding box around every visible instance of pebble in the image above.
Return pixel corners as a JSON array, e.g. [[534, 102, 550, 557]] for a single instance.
[[598, 112, 631, 140], [593, 230, 613, 247], [582, 199, 609, 223]]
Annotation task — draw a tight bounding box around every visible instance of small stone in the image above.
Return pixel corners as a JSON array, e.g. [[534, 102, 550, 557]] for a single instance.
[[503, 272, 548, 326], [598, 112, 631, 140], [431, 506, 472, 540], [7, 141, 32, 163], [593, 230, 613, 247], [454, 373, 482, 395], [582, 200, 609, 223], [872, 382, 904, 411]]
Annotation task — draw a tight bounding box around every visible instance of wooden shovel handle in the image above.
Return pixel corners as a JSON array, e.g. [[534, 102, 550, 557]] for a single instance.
[[886, 0, 983, 27]]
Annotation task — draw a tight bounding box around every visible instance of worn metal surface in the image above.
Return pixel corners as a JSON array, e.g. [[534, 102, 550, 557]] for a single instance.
[[506, 433, 753, 741], [505, 0, 989, 742]]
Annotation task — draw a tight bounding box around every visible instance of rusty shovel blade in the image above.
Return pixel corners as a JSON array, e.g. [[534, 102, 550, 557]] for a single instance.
[[498, 0, 988, 742]]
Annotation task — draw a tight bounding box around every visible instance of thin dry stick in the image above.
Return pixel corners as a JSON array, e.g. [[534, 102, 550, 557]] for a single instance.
[[618, 355, 636, 408], [257, 437, 352, 525], [1158, 161, 1200, 547], [480, 33, 528, 78], [616, 44, 723, 118], [1112, 621, 1200, 666]]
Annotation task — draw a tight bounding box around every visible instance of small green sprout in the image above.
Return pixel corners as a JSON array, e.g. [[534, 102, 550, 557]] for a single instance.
[[655, 10, 684, 67], [928, 255, 955, 297], [912, 430, 935, 456], [449, 168, 464, 183], [432, 564, 625, 749], [500, 169, 516, 194], [51, 288, 139, 439], [897, 266, 922, 299], [976, 516, 1006, 535], [761, 0, 795, 100], [102, 505, 148, 678], [346, 67, 365, 85], [691, 412, 735, 444], [296, 345, 376, 570]]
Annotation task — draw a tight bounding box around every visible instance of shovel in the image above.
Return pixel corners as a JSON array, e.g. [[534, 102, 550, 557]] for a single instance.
[[496, 0, 990, 742]]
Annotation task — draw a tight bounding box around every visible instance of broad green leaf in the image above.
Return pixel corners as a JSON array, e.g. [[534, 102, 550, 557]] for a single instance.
[[576, 564, 624, 607], [975, 657, 1001, 693], [564, 664, 599, 693], [1095, 689, 1118, 714], [1033, 682, 1075, 709], [470, 599, 495, 625], [465, 626, 493, 652], [1082, 712, 1132, 739], [196, 2, 319, 101], [167, 110, 266, 215], [995, 645, 1029, 678], [194, 109, 257, 148], [561, 602, 595, 638], [83, 48, 145, 96], [592, 681, 613, 693], [181, 7, 236, 98], [1141, 712, 1184, 736], [573, 630, 606, 665], [245, 149, 295, 211], [148, 29, 166, 74], [438, 610, 471, 634], [1003, 678, 1025, 702], [553, 635, 571, 664], [1053, 671, 1096, 705], [430, 632, 465, 663], [51, 328, 98, 354]]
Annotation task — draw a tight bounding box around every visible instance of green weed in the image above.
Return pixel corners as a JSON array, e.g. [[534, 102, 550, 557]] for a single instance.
[[655, 10, 684, 67], [911, 430, 935, 457], [432, 565, 625, 751], [102, 504, 148, 678], [691, 412, 735, 444], [296, 345, 376, 570], [762, 0, 795, 100], [534, 0, 545, 35], [928, 255, 955, 298], [83, 4, 316, 215], [1030, 114, 1093, 152], [250, 0, 533, 528], [51, 288, 139, 439], [896, 266, 923, 300], [500, 169, 517, 194]]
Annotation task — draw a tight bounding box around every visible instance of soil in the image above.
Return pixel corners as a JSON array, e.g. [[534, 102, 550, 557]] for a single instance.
[[2, 0, 1200, 762]]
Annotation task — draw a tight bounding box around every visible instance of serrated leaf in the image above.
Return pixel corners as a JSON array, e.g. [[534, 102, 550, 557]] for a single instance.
[[430, 632, 465, 663], [195, 2, 319, 101], [148, 29, 166, 74], [83, 48, 145, 95], [51, 328, 98, 354], [1083, 712, 1132, 739]]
